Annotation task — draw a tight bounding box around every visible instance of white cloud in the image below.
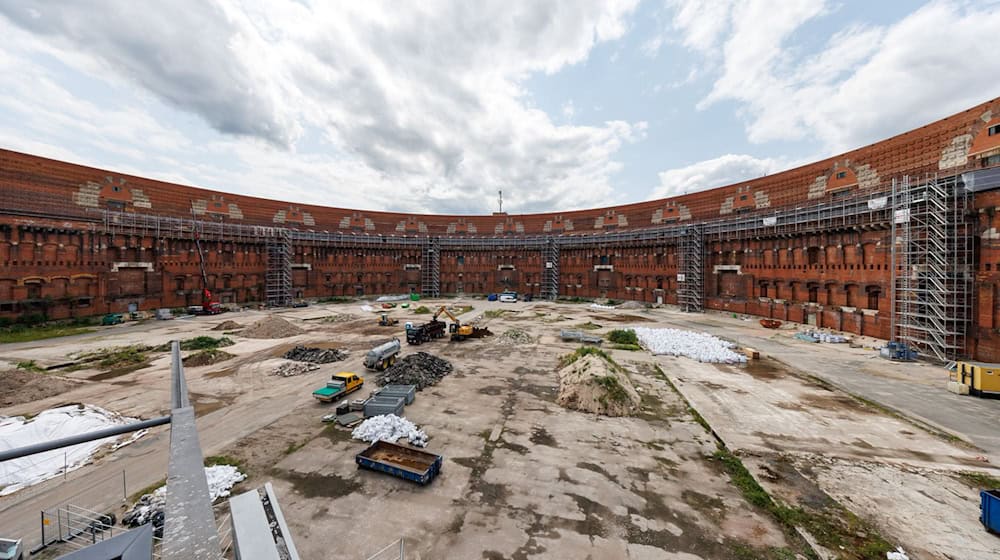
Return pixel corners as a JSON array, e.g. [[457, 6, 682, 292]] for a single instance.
[[0, 0, 644, 214], [651, 153, 787, 198], [663, 0, 1000, 152]]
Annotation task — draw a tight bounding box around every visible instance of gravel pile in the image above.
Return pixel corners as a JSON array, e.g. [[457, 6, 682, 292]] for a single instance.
[[272, 361, 320, 377], [241, 316, 305, 339], [376, 352, 452, 390], [321, 314, 357, 323], [497, 328, 536, 346], [211, 320, 243, 331], [351, 414, 428, 447], [283, 345, 348, 363]]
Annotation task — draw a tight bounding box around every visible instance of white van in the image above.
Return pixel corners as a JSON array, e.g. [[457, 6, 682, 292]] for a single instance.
[[499, 292, 518, 303]]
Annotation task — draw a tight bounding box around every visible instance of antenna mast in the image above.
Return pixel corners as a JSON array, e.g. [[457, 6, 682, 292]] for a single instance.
[[498, 190, 503, 213]]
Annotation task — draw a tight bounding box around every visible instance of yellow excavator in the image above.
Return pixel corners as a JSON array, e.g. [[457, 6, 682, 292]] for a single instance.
[[433, 306, 492, 341], [378, 313, 398, 327]]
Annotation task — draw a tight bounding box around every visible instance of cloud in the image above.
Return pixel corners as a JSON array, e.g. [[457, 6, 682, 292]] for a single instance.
[[0, 0, 644, 214], [661, 0, 1000, 152], [651, 154, 786, 198]]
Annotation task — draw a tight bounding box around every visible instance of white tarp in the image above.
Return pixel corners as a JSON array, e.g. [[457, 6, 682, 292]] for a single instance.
[[0, 404, 145, 495], [868, 197, 888, 210], [762, 217, 778, 226], [352, 414, 428, 447]]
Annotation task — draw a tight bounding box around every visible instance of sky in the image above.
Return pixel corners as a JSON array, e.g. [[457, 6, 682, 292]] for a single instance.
[[1, 0, 999, 215]]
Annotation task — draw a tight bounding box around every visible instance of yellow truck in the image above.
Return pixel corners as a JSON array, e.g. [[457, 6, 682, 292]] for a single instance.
[[312, 372, 364, 403]]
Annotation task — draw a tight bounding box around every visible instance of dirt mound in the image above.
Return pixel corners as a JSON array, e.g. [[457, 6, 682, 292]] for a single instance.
[[212, 320, 243, 331], [241, 316, 304, 339], [556, 354, 640, 417], [376, 352, 453, 390], [183, 349, 234, 367], [496, 328, 536, 346], [0, 369, 76, 407], [619, 300, 646, 310], [283, 345, 348, 364], [272, 361, 320, 377]]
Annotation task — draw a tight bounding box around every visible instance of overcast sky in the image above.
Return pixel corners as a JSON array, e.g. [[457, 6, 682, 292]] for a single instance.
[[1, 0, 998, 214]]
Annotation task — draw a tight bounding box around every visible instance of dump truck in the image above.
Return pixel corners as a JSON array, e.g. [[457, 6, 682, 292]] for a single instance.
[[355, 440, 443, 485], [378, 313, 399, 327], [405, 319, 445, 345], [312, 372, 364, 403], [364, 338, 401, 371]]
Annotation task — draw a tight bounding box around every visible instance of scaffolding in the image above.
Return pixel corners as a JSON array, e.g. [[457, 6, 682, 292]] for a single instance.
[[541, 238, 560, 301], [266, 229, 292, 307], [421, 239, 440, 298], [891, 174, 973, 362], [677, 224, 704, 312]]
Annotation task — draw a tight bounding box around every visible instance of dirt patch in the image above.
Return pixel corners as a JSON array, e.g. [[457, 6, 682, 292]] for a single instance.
[[556, 354, 640, 416], [800, 393, 874, 414], [0, 369, 77, 407], [212, 320, 243, 331], [278, 470, 362, 499], [744, 359, 784, 381], [87, 363, 150, 381], [183, 349, 235, 368], [589, 314, 653, 323], [241, 315, 305, 339]]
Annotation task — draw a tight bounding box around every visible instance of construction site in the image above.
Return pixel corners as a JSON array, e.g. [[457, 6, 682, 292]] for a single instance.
[[2, 97, 1000, 559]]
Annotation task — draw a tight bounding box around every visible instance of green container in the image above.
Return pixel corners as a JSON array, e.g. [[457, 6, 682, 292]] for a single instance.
[[410, 293, 420, 301]]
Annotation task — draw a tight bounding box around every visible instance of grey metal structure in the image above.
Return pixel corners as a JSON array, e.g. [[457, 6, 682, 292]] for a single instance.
[[677, 224, 704, 312], [55, 524, 153, 560], [421, 239, 440, 298], [229, 483, 300, 560], [162, 342, 223, 560], [891, 174, 974, 362], [266, 229, 292, 307], [541, 237, 560, 301]]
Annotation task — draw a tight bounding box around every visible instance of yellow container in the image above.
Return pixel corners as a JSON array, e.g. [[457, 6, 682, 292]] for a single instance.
[[954, 361, 1000, 397]]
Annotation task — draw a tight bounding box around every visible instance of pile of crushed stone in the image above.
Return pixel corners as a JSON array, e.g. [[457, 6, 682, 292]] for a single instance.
[[351, 414, 428, 447], [633, 327, 746, 364], [272, 361, 320, 377], [556, 354, 640, 417], [283, 345, 348, 363], [321, 314, 357, 323], [376, 352, 452, 390], [496, 328, 536, 346], [241, 316, 304, 339], [211, 320, 243, 331]]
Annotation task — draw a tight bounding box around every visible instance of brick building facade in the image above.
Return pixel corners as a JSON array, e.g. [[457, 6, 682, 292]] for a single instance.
[[3, 97, 1000, 359]]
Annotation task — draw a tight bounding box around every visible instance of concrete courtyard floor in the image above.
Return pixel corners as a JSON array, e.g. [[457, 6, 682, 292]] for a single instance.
[[2, 300, 999, 559]]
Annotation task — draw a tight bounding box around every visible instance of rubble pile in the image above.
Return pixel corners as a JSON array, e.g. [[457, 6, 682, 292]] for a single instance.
[[351, 414, 428, 447], [123, 465, 246, 533], [496, 328, 536, 346], [376, 352, 452, 390], [283, 345, 348, 363], [633, 327, 747, 364], [321, 314, 357, 323], [241, 316, 305, 339], [211, 320, 243, 331], [272, 361, 321, 377], [556, 354, 640, 417]]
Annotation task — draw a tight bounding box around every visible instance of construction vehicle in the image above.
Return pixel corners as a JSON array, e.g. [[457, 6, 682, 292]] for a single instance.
[[405, 318, 446, 345], [364, 338, 401, 371], [378, 313, 399, 327], [432, 305, 491, 341], [312, 372, 364, 403], [355, 440, 443, 485], [192, 236, 224, 315]]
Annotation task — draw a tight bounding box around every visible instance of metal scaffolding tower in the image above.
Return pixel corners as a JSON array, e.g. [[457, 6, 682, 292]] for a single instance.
[[266, 229, 292, 307], [541, 237, 560, 301], [678, 224, 704, 312], [891, 174, 973, 362], [421, 240, 440, 298]]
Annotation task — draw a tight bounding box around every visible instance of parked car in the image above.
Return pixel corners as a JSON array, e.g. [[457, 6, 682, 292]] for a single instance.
[[486, 293, 498, 301], [499, 291, 518, 303], [101, 313, 123, 326], [0, 537, 23, 560], [292, 300, 309, 308]]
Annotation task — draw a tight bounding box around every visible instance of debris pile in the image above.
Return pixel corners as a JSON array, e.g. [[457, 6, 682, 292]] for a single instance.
[[802, 330, 848, 343], [182, 349, 234, 367], [241, 316, 305, 339], [633, 327, 747, 364], [211, 320, 243, 331], [272, 361, 320, 377], [497, 328, 536, 346], [619, 300, 646, 310], [376, 352, 453, 389], [351, 414, 428, 447], [283, 345, 348, 363], [590, 303, 617, 310], [556, 354, 640, 417], [123, 465, 246, 531]]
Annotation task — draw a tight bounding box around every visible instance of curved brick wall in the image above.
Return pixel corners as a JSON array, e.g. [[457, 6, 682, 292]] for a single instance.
[[2, 96, 1000, 360]]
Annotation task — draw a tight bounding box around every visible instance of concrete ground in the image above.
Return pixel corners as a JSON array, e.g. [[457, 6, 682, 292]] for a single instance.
[[1, 300, 999, 559]]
